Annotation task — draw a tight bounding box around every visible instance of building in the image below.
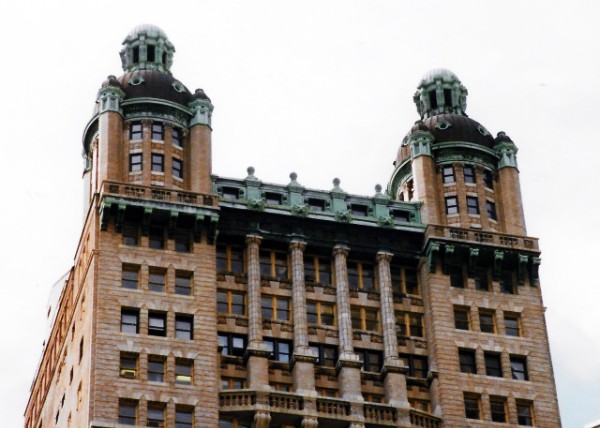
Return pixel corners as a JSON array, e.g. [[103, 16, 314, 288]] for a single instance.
[[25, 25, 561, 428]]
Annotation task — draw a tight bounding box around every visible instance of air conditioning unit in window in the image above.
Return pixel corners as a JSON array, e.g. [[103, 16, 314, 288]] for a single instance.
[[120, 369, 136, 379]]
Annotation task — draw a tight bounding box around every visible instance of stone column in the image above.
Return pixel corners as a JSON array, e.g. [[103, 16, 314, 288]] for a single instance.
[[377, 251, 409, 409], [245, 234, 270, 390], [289, 239, 317, 395], [333, 244, 363, 401]]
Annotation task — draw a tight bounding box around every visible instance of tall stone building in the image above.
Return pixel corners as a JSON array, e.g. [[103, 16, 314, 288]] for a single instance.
[[25, 25, 561, 428]]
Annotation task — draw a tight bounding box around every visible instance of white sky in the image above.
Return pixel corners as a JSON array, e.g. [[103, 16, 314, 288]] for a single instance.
[[0, 1, 598, 426]]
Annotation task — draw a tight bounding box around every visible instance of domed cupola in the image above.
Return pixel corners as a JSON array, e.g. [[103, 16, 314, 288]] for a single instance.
[[120, 24, 175, 73], [413, 68, 468, 119]]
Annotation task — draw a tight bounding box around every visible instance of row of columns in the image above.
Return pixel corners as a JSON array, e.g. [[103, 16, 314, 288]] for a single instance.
[[241, 235, 411, 427]]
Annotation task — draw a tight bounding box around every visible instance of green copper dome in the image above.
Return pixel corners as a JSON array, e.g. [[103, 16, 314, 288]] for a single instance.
[[119, 24, 175, 73], [413, 68, 468, 119]]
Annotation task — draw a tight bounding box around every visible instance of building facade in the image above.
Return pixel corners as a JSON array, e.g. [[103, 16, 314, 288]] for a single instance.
[[25, 25, 561, 428]]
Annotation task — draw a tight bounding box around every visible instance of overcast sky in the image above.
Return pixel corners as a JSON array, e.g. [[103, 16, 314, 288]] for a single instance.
[[1, 1, 598, 426]]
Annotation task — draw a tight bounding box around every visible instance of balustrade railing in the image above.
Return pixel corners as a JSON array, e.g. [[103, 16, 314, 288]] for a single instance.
[[269, 392, 303, 411], [427, 225, 538, 251], [410, 408, 442, 428], [219, 391, 256, 409], [102, 181, 218, 208], [316, 397, 351, 417], [363, 403, 396, 425]]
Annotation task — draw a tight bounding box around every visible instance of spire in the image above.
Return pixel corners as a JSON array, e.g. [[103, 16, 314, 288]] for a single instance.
[[413, 68, 468, 119], [119, 24, 175, 73]]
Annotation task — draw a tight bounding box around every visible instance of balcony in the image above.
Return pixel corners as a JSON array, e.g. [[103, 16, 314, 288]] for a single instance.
[[426, 225, 539, 252]]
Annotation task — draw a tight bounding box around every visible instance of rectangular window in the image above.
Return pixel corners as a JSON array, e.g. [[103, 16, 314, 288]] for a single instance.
[[449, 265, 464, 288], [400, 354, 428, 378], [217, 244, 244, 273], [500, 271, 515, 294], [147, 45, 156, 62], [123, 224, 139, 246], [129, 153, 142, 172], [464, 393, 481, 419], [148, 311, 167, 337], [517, 400, 534, 426], [391, 209, 410, 222], [122, 265, 139, 289], [264, 338, 292, 363], [306, 301, 335, 326], [219, 334, 247, 357], [408, 399, 431, 413], [347, 261, 375, 291], [483, 169, 494, 189], [173, 158, 184, 179], [304, 255, 331, 285], [473, 268, 489, 291], [175, 271, 193, 295], [148, 355, 165, 382], [396, 312, 423, 337], [151, 123, 164, 140], [454, 307, 470, 330], [174, 229, 191, 252], [356, 349, 383, 373], [310, 344, 337, 367], [175, 405, 194, 428], [442, 165, 455, 184], [260, 249, 289, 280], [151, 153, 164, 172], [504, 313, 522, 337], [176, 314, 193, 340], [261, 296, 291, 321], [350, 204, 369, 216], [463, 165, 475, 184], [121, 308, 139, 334], [490, 396, 507, 423], [172, 128, 182, 147], [148, 269, 165, 292], [175, 359, 193, 385], [220, 187, 240, 201], [147, 402, 165, 427], [307, 198, 326, 211], [351, 306, 379, 332], [130, 122, 142, 140], [486, 201, 497, 220], [484, 352, 502, 377], [221, 377, 246, 389], [119, 353, 138, 379], [466, 196, 479, 215], [265, 192, 283, 206], [391, 265, 420, 295], [459, 349, 477, 374], [149, 226, 165, 249], [217, 290, 246, 315], [479, 310, 496, 333], [118, 399, 137, 425], [510, 355, 528, 380], [445, 196, 458, 215]]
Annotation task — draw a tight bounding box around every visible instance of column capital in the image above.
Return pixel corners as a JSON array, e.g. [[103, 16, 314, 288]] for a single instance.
[[245, 234, 263, 245], [376, 251, 394, 262], [289, 239, 307, 251], [332, 244, 350, 257]]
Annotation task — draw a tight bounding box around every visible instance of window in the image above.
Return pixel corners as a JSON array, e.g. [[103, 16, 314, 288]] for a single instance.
[[356, 349, 383, 372], [222, 377, 246, 389], [391, 265, 419, 295], [484, 352, 502, 377], [463, 165, 475, 184], [363, 393, 384, 403], [175, 314, 193, 339], [504, 313, 522, 337], [130, 122, 142, 140], [271, 382, 291, 392], [310, 344, 337, 367], [445, 196, 458, 215], [147, 45, 156, 62], [510, 355, 528, 380], [466, 196, 479, 215], [500, 271, 515, 294], [408, 399, 431, 413], [118, 399, 137, 425], [391, 209, 410, 222], [119, 353, 138, 379], [151, 153, 164, 172], [121, 308, 139, 334], [132, 46, 140, 63], [265, 192, 283, 206], [264, 338, 292, 363], [217, 290, 245, 315], [148, 355, 165, 382], [307, 301, 335, 326], [429, 90, 438, 109], [483, 169, 494, 189], [443, 88, 452, 105], [347, 261, 375, 291], [261, 296, 290, 321], [448, 265, 464, 288], [219, 334, 246, 357], [304, 256, 331, 285], [175, 229, 191, 252], [464, 393, 481, 419], [219, 418, 251, 428], [479, 310, 496, 333], [147, 402, 165, 427], [216, 244, 244, 273], [121, 265, 139, 289], [400, 354, 428, 378], [172, 127, 182, 147], [123, 224, 139, 246], [175, 271, 193, 295], [351, 306, 379, 331], [173, 158, 183, 179], [175, 405, 194, 428], [442, 165, 455, 184], [129, 153, 142, 172], [151, 123, 164, 140], [317, 388, 340, 398], [486, 201, 497, 220], [148, 311, 166, 337], [454, 307, 470, 330], [149, 269, 165, 292], [175, 359, 193, 385], [473, 268, 489, 291], [490, 396, 507, 423], [350, 204, 369, 216], [307, 198, 326, 211], [396, 312, 423, 337], [517, 400, 534, 426], [149, 226, 165, 249], [459, 349, 477, 374], [220, 187, 240, 201], [79, 337, 84, 361], [259, 249, 288, 280]]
